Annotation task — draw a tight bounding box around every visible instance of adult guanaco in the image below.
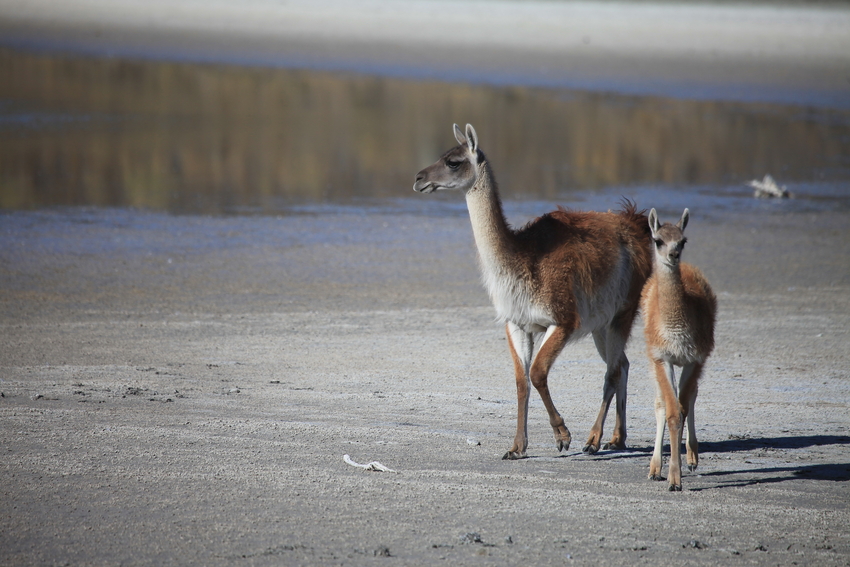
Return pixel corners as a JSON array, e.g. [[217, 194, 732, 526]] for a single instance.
[[414, 124, 653, 459]]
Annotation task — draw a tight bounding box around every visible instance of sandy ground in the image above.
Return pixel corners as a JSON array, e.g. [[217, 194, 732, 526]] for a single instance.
[[1, 1, 849, 564], [1, 0, 849, 106], [1, 194, 849, 566]]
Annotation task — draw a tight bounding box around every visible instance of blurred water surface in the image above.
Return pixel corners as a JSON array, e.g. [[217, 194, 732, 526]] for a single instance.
[[1, 48, 849, 215]]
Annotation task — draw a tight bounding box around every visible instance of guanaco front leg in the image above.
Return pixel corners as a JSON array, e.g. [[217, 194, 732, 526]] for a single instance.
[[528, 325, 572, 453], [649, 381, 666, 481], [504, 323, 573, 459], [679, 362, 703, 472], [505, 323, 534, 460], [651, 358, 684, 490], [667, 405, 684, 492]]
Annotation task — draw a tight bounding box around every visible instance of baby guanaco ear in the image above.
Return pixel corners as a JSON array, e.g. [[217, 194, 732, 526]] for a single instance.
[[677, 208, 690, 231], [465, 124, 479, 153], [648, 208, 660, 236], [453, 123, 467, 146]]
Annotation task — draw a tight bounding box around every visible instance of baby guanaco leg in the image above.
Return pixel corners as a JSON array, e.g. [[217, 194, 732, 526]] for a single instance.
[[680, 362, 703, 472]]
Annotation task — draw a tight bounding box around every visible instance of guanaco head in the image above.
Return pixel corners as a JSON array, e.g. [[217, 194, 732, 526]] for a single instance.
[[648, 208, 689, 268], [414, 123, 482, 194]]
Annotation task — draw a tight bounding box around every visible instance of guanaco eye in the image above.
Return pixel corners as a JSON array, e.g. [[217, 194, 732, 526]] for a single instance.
[[654, 239, 664, 248], [446, 160, 462, 170]]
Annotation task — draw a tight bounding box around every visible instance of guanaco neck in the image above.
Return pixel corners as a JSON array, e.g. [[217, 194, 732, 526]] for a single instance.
[[654, 260, 681, 283], [652, 260, 687, 312], [464, 158, 516, 273]]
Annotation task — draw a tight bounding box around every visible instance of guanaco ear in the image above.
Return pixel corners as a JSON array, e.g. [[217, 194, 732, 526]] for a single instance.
[[465, 124, 479, 153], [677, 208, 690, 231], [648, 208, 660, 236], [453, 123, 467, 146]]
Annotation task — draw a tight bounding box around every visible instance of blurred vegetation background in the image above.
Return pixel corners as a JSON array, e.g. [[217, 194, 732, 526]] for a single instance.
[[1, 48, 848, 214]]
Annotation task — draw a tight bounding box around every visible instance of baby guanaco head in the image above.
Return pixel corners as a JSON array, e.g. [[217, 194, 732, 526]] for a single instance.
[[648, 208, 689, 268]]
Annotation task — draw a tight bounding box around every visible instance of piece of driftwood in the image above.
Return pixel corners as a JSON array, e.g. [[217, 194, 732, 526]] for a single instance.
[[748, 174, 791, 198], [343, 454, 397, 473]]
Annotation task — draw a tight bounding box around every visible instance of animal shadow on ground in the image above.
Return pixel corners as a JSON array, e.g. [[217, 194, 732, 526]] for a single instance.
[[578, 447, 652, 461], [701, 434, 850, 454], [519, 435, 849, 487], [521, 446, 652, 462], [691, 435, 850, 490]]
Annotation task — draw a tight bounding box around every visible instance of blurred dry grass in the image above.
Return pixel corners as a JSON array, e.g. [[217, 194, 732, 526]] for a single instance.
[[1, 48, 848, 213]]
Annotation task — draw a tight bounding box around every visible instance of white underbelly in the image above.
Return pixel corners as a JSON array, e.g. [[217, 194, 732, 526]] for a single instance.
[[484, 269, 554, 332], [573, 248, 631, 334]]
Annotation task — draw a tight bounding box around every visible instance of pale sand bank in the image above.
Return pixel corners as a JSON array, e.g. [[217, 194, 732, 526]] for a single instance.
[[1, 0, 850, 106]]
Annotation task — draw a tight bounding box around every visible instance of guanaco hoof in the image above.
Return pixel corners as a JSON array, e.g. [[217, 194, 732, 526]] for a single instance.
[[688, 464, 698, 472], [668, 484, 683, 492], [556, 440, 570, 452], [582, 443, 599, 454], [649, 474, 664, 482], [502, 451, 526, 460]]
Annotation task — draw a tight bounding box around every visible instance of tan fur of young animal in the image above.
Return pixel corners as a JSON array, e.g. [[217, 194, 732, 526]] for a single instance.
[[414, 124, 653, 459], [640, 208, 717, 490]]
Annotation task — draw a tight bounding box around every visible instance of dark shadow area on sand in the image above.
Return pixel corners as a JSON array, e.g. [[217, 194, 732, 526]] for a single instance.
[[701, 434, 850, 454], [691, 463, 850, 491], [526, 435, 850, 462], [553, 436, 850, 489], [696, 435, 850, 490]]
